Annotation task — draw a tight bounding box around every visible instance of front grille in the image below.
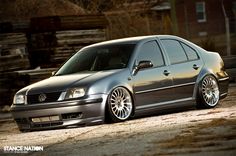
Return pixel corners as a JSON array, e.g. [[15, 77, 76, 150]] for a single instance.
[[27, 92, 61, 104], [15, 118, 28, 124], [62, 112, 82, 120], [32, 122, 63, 128]]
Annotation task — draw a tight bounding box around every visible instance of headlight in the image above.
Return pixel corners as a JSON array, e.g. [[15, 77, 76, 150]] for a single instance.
[[58, 88, 86, 101], [66, 88, 85, 99], [13, 95, 25, 104]]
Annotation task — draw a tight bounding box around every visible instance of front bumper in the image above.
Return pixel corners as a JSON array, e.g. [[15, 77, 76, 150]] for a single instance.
[[10, 94, 107, 131]]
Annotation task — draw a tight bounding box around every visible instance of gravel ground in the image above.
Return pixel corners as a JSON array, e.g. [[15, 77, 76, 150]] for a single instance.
[[0, 85, 236, 156]]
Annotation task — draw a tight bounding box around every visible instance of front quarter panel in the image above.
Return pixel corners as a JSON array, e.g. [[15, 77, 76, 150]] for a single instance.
[[87, 69, 133, 96]]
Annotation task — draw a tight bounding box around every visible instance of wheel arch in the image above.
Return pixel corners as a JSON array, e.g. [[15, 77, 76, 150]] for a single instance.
[[104, 81, 136, 120], [193, 67, 219, 100]]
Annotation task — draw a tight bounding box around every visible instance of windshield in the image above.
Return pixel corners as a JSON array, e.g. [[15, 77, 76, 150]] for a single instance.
[[55, 44, 135, 75]]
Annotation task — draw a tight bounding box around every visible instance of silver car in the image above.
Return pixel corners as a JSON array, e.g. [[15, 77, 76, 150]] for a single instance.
[[11, 35, 229, 131]]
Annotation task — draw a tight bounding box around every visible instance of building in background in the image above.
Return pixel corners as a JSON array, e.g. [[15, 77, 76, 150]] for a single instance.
[[176, 0, 235, 38], [175, 0, 236, 55], [81, 0, 236, 55]]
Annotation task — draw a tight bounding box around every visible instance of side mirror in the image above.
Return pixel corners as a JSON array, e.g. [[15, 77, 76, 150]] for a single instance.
[[138, 60, 153, 69], [132, 60, 153, 75]]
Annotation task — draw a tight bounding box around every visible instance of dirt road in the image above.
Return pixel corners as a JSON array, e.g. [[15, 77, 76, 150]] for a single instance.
[[0, 85, 236, 156]]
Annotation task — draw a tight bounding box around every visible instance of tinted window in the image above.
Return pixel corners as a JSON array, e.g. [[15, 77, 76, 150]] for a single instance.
[[181, 43, 199, 61], [137, 41, 164, 67], [55, 44, 135, 75], [161, 39, 188, 64]]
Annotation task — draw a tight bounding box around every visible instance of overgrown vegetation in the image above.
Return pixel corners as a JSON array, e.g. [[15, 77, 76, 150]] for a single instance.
[[0, 0, 85, 21]]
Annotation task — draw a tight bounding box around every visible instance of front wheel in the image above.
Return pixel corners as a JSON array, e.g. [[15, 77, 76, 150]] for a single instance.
[[197, 75, 220, 108], [107, 87, 133, 122]]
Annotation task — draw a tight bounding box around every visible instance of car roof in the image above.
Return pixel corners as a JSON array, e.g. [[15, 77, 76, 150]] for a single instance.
[[85, 35, 179, 48]]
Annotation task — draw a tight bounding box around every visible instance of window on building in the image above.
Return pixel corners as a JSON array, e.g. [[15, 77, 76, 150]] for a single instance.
[[233, 2, 236, 15], [196, 2, 206, 22]]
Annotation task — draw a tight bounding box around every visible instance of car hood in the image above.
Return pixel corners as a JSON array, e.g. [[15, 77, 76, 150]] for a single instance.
[[22, 70, 123, 95]]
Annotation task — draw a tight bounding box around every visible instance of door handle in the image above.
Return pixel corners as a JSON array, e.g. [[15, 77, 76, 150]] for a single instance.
[[193, 64, 200, 70], [163, 70, 170, 76]]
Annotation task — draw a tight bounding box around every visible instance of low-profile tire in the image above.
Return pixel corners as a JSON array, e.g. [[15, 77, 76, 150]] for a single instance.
[[107, 87, 133, 122], [19, 129, 30, 133], [197, 75, 220, 108]]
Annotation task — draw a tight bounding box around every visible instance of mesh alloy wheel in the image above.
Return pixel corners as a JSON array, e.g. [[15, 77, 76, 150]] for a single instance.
[[198, 75, 220, 108], [108, 87, 133, 122]]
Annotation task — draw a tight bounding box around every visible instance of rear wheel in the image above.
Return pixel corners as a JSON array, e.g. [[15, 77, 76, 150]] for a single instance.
[[197, 75, 220, 108], [107, 87, 133, 122]]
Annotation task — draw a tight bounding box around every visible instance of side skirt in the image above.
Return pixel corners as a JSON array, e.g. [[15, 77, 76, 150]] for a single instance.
[[134, 97, 195, 116]]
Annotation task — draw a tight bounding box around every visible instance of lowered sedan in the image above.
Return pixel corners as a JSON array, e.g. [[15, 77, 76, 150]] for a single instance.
[[11, 35, 229, 131]]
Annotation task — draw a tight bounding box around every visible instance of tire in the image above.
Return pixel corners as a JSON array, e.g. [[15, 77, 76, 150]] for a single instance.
[[107, 87, 133, 122], [19, 129, 30, 132], [197, 75, 220, 108]]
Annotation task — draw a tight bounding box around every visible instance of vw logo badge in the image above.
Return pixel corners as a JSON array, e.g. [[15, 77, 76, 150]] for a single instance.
[[38, 93, 47, 102]]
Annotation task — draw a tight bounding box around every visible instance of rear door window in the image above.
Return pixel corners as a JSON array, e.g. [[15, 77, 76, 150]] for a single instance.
[[161, 39, 188, 64], [181, 43, 199, 61]]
